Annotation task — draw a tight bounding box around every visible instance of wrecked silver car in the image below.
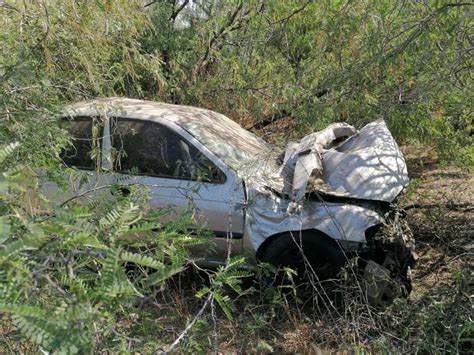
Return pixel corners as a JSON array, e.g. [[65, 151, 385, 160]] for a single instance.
[[47, 98, 416, 300]]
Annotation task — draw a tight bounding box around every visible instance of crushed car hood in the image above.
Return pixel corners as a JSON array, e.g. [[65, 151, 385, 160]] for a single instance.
[[274, 119, 409, 203]]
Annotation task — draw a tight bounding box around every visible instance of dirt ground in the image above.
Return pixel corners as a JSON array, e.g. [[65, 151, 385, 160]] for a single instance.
[[400, 146, 473, 298]]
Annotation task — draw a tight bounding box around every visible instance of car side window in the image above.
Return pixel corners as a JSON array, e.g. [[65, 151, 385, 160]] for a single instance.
[[110, 117, 226, 183], [60, 116, 104, 170]]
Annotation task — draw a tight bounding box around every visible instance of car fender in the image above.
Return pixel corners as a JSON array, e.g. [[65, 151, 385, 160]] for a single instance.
[[243, 191, 383, 253]]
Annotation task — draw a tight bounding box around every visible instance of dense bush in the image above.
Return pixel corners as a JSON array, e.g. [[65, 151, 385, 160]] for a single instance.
[[0, 142, 185, 352]]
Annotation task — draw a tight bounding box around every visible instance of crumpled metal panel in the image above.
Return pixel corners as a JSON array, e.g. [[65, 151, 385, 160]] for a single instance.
[[245, 187, 383, 250], [279, 123, 357, 201], [246, 120, 408, 249], [321, 120, 409, 202], [277, 120, 408, 203]]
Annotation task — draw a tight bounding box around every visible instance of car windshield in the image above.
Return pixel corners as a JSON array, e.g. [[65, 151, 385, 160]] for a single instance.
[[176, 110, 277, 172]]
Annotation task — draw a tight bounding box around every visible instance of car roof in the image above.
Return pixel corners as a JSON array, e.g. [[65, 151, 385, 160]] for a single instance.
[[63, 97, 272, 170], [64, 97, 226, 125]]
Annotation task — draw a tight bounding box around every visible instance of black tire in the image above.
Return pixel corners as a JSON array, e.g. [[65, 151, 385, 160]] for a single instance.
[[259, 231, 347, 285]]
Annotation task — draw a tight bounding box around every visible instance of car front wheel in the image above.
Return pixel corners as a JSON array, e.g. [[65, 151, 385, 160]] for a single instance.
[[259, 231, 347, 287]]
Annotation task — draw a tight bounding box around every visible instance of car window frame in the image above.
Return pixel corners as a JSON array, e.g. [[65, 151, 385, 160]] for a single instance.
[[59, 115, 106, 171], [109, 116, 228, 184]]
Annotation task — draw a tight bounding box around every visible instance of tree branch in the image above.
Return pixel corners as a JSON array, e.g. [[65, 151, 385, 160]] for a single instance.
[[192, 1, 248, 77], [249, 87, 329, 130], [269, 0, 311, 25], [383, 2, 474, 63], [144, 0, 162, 8], [162, 293, 213, 353], [250, 2, 473, 130]]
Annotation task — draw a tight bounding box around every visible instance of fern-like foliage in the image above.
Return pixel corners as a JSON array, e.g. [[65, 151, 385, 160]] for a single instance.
[[196, 256, 253, 320], [0, 303, 90, 353], [0, 144, 202, 352], [0, 139, 251, 352], [0, 142, 19, 165]]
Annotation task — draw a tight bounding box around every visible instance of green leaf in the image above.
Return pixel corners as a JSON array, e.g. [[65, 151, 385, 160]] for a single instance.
[[195, 287, 210, 298], [0, 142, 19, 165], [120, 251, 163, 270], [0, 216, 11, 243], [214, 291, 235, 320], [143, 262, 184, 288]]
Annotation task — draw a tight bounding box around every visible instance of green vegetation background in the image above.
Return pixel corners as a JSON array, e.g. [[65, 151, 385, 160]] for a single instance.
[[0, 1, 472, 353]]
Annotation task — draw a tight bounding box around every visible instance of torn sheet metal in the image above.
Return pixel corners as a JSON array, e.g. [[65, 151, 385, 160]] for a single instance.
[[244, 187, 383, 251], [279, 123, 357, 201], [277, 120, 409, 203], [244, 119, 409, 250]]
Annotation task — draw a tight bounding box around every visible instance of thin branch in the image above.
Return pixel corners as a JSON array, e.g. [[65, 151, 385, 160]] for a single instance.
[[144, 0, 162, 8], [33, 0, 50, 50], [383, 2, 474, 63], [162, 293, 213, 354], [269, 0, 311, 25], [193, 1, 248, 77], [59, 184, 114, 207], [249, 87, 329, 130], [403, 202, 473, 212], [0, 2, 21, 13]]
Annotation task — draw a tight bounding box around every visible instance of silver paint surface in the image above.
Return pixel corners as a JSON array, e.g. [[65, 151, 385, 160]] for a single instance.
[[55, 98, 410, 262]]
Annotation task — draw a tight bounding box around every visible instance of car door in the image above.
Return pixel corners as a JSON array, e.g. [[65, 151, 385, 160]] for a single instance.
[[108, 116, 245, 264]]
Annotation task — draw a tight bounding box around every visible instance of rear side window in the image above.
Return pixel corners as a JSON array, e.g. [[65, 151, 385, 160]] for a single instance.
[[110, 118, 225, 183], [61, 116, 104, 170]]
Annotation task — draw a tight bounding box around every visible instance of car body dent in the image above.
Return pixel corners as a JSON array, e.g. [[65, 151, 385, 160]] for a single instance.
[[268, 120, 409, 204], [242, 185, 383, 254], [238, 119, 409, 255], [60, 98, 410, 262]]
